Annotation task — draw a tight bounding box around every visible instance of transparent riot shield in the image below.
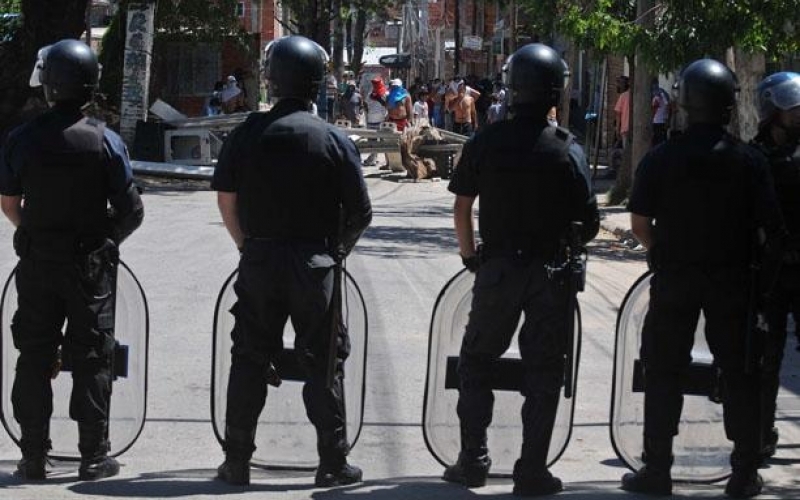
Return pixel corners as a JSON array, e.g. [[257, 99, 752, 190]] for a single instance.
[[0, 261, 149, 460], [610, 271, 731, 482], [423, 269, 581, 476], [211, 267, 367, 469]]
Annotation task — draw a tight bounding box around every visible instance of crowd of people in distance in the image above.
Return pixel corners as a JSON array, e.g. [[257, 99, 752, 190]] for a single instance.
[[314, 71, 519, 139]]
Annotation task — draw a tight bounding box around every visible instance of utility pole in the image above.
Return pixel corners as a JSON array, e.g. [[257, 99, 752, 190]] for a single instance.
[[119, 2, 156, 146], [509, 0, 516, 53], [454, 0, 460, 76]]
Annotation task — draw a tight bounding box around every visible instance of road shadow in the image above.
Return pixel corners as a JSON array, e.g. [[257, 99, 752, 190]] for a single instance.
[[359, 225, 458, 259], [68, 467, 316, 497], [0, 458, 78, 487], [309, 476, 798, 499]]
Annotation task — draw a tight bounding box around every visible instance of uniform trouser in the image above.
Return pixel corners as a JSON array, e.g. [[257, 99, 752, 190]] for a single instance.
[[456, 257, 568, 471], [225, 241, 351, 462], [641, 268, 760, 468], [761, 266, 800, 437], [11, 258, 116, 435]]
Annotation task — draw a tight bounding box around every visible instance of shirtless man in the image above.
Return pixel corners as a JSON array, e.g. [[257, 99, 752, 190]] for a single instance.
[[386, 78, 414, 131], [448, 81, 478, 136]]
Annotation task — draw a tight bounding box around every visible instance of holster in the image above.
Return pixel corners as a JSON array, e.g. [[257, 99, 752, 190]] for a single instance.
[[12, 227, 31, 258]]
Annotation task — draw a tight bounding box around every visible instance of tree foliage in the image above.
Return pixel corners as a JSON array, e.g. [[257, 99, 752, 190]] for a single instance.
[[0, 0, 90, 139], [0, 0, 21, 13], [521, 0, 800, 72], [279, 0, 398, 76], [98, 0, 250, 112], [156, 0, 246, 41]]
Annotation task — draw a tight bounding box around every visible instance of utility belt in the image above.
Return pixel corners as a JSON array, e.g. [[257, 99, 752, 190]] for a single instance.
[[14, 228, 108, 263], [244, 236, 332, 250], [480, 241, 556, 263]]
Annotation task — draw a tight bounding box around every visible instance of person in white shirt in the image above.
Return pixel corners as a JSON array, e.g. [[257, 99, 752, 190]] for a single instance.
[[364, 77, 388, 166], [413, 86, 430, 126], [651, 77, 671, 147]]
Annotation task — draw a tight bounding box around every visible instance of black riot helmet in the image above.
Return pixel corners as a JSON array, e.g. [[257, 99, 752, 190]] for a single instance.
[[675, 58, 739, 125], [264, 35, 327, 100], [504, 43, 568, 112], [35, 39, 100, 106]]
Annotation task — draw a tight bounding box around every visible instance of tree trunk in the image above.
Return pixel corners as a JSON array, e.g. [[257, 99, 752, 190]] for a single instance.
[[559, 39, 576, 130], [0, 0, 91, 140], [631, 55, 653, 182], [350, 9, 367, 77], [610, 0, 654, 203], [345, 5, 353, 67], [331, 0, 344, 81], [725, 47, 764, 142]]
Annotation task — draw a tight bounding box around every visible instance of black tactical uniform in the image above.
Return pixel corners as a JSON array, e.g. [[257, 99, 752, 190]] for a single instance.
[[212, 36, 372, 488], [751, 71, 800, 461], [0, 40, 144, 481], [624, 59, 783, 498], [445, 43, 599, 497]]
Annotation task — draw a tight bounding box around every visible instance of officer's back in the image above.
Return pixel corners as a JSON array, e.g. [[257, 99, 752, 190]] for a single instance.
[[222, 102, 348, 240], [634, 125, 770, 268], [9, 108, 111, 240], [464, 116, 591, 257]]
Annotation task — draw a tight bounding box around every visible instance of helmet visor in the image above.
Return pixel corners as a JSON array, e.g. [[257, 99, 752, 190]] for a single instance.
[[29, 45, 51, 88], [767, 76, 800, 111]]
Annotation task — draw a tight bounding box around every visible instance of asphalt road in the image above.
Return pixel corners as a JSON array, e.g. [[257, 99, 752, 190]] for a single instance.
[[0, 170, 797, 499]]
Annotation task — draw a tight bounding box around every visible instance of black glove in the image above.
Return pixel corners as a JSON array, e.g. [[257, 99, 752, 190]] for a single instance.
[[461, 254, 480, 273]]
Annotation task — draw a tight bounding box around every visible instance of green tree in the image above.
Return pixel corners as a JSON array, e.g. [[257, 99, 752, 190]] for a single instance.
[[0, 0, 90, 140], [346, 0, 398, 76], [519, 0, 800, 202], [98, 0, 247, 111], [279, 0, 397, 77], [546, 0, 800, 72]]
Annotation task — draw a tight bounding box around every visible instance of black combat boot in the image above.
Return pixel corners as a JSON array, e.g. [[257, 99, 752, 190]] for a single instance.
[[314, 429, 362, 487], [620, 437, 673, 496], [760, 427, 778, 462], [442, 433, 491, 488], [216, 426, 256, 486], [77, 422, 119, 481], [15, 425, 51, 481], [512, 460, 562, 497], [726, 448, 763, 498], [513, 390, 562, 496]]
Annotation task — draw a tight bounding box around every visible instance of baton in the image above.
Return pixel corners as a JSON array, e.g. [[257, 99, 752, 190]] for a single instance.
[[325, 261, 344, 389], [563, 222, 585, 399]]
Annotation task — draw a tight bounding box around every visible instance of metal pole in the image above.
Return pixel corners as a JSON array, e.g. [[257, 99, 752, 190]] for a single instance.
[[454, 0, 461, 75]]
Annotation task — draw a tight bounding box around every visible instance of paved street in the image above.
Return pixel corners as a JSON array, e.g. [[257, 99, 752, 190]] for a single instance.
[[0, 170, 798, 499]]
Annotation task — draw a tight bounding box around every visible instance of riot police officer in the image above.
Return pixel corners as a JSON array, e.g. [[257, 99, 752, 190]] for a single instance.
[[0, 39, 144, 480], [212, 35, 372, 487], [623, 59, 784, 498], [444, 43, 599, 496], [751, 71, 800, 461]]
